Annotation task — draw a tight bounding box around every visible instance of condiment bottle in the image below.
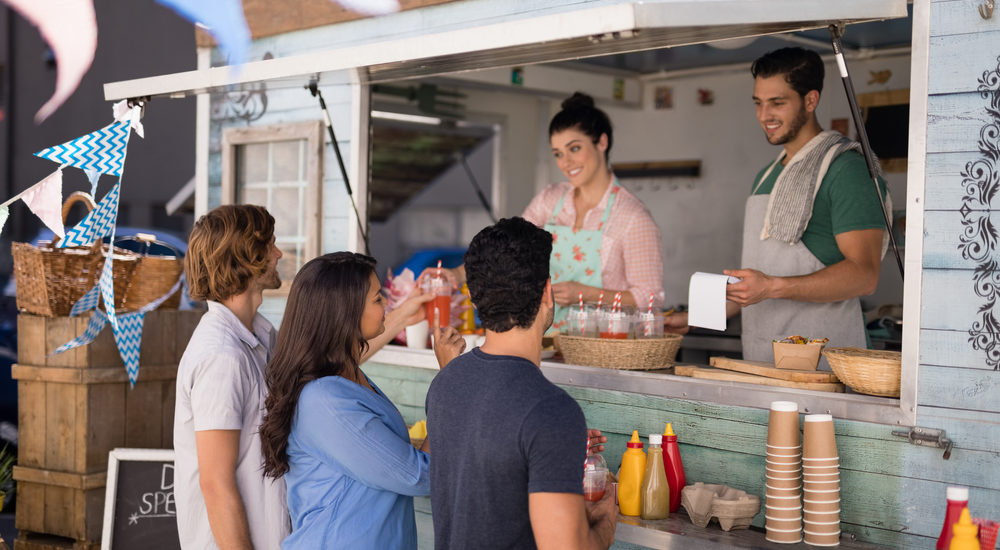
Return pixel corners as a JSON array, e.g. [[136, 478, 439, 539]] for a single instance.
[[949, 508, 980, 550], [937, 486, 970, 550], [662, 423, 686, 513], [640, 434, 670, 520], [459, 283, 476, 333], [618, 430, 647, 516]]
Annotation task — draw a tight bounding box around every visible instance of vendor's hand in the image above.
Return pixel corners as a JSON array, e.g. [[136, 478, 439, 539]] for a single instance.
[[551, 281, 589, 306], [396, 288, 435, 326], [584, 489, 618, 546], [587, 428, 607, 455], [432, 308, 465, 368], [663, 311, 690, 335], [418, 266, 461, 290], [724, 268, 774, 307]]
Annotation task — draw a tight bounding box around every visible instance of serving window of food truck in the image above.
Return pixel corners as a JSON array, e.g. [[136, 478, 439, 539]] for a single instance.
[[105, 0, 918, 426]]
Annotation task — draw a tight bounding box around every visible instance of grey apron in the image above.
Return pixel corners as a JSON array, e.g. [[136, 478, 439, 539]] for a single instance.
[[740, 194, 867, 368]]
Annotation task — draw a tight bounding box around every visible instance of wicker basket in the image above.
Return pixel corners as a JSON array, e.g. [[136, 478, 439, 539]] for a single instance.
[[555, 334, 682, 370], [12, 193, 138, 316], [119, 235, 184, 311], [822, 347, 901, 397]]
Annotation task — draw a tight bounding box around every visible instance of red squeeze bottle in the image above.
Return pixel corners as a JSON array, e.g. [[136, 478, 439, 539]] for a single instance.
[[662, 423, 686, 513], [936, 486, 969, 550]]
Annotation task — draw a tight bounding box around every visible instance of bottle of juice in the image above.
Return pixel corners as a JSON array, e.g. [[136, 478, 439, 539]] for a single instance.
[[937, 486, 969, 550], [640, 434, 670, 520], [459, 283, 476, 333], [949, 508, 980, 550], [662, 423, 686, 513], [618, 430, 646, 516]]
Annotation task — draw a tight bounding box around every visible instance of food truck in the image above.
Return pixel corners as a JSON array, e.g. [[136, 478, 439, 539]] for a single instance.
[[103, 0, 999, 547]]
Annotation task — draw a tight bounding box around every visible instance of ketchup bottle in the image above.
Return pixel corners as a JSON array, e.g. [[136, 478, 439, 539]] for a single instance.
[[662, 423, 686, 513], [937, 486, 969, 550]]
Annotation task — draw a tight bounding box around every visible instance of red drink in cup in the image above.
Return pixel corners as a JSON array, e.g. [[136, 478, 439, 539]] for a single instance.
[[423, 276, 451, 328]]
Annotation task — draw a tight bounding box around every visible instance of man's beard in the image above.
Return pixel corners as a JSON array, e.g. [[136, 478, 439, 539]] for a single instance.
[[767, 105, 809, 146], [261, 268, 282, 290]]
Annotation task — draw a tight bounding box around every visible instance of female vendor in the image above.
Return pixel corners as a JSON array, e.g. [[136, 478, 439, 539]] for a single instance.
[[428, 92, 664, 331]]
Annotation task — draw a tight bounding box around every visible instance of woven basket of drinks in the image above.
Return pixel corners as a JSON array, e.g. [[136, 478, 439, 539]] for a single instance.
[[12, 192, 138, 316], [555, 334, 682, 370], [822, 347, 901, 397]]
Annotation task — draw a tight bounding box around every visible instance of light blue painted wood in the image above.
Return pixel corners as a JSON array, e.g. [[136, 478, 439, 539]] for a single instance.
[[919, 268, 988, 329], [921, 211, 994, 269], [928, 32, 1000, 95], [920, 328, 1000, 370], [930, 0, 1000, 39], [924, 151, 993, 211], [926, 92, 997, 154], [917, 405, 1000, 454], [918, 364, 1000, 412]]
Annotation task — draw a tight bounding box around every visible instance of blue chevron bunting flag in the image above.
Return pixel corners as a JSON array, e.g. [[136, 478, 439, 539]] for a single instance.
[[0, 205, 8, 237], [99, 237, 118, 332], [70, 284, 101, 316], [52, 309, 108, 355], [113, 311, 145, 387], [34, 121, 130, 176], [57, 180, 120, 248]]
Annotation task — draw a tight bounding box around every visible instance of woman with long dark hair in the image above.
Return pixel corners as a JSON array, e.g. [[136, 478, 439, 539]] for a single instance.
[[260, 252, 461, 549]]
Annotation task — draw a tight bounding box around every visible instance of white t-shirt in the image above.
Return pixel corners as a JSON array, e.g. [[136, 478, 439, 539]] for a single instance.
[[174, 301, 290, 549]]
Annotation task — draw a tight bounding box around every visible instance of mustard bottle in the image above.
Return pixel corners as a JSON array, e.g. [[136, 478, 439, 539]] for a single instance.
[[459, 283, 476, 334], [949, 508, 981, 550], [640, 434, 670, 519], [618, 430, 647, 516]]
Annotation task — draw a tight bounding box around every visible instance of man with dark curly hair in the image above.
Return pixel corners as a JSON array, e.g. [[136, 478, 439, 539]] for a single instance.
[[174, 204, 290, 550], [426, 217, 617, 550]]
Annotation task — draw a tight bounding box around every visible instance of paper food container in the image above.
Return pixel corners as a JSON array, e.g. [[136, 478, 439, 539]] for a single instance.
[[772, 341, 826, 371]]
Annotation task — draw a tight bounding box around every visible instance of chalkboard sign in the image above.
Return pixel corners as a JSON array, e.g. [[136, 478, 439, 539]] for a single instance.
[[101, 448, 180, 550]]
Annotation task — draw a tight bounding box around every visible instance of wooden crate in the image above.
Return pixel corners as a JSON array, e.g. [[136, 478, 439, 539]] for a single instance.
[[13, 309, 203, 546], [13, 531, 100, 550], [12, 468, 104, 543]]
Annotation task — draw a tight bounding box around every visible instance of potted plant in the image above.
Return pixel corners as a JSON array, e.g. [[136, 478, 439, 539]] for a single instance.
[[0, 445, 12, 512]]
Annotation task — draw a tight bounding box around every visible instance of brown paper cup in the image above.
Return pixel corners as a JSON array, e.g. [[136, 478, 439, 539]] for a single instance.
[[767, 444, 802, 452], [802, 456, 838, 464], [768, 402, 801, 447], [766, 484, 803, 495], [767, 495, 803, 510], [767, 527, 804, 544], [766, 506, 803, 520], [804, 529, 842, 546], [803, 414, 837, 458], [768, 448, 802, 458], [767, 459, 802, 471], [805, 518, 841, 529], [803, 498, 841, 513], [802, 465, 839, 475], [805, 509, 841, 523], [804, 479, 840, 491], [766, 516, 803, 531], [767, 453, 802, 464], [767, 476, 802, 489]]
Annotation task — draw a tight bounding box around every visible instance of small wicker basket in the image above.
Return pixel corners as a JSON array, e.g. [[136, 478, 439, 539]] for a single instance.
[[555, 334, 682, 370], [118, 235, 184, 311], [822, 347, 901, 397]]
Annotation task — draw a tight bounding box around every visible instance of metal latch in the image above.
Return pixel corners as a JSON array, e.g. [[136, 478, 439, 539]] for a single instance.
[[891, 427, 953, 460]]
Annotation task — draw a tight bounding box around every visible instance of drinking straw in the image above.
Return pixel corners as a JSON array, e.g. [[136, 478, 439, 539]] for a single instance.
[[585, 436, 591, 465], [597, 290, 604, 311], [613, 292, 622, 314], [647, 292, 654, 314], [436, 259, 442, 279], [579, 292, 584, 312]]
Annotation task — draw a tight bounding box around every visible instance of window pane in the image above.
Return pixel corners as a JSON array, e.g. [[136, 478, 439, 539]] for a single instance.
[[240, 187, 267, 208], [277, 249, 300, 282], [271, 140, 302, 182], [239, 143, 269, 184], [272, 187, 302, 239]]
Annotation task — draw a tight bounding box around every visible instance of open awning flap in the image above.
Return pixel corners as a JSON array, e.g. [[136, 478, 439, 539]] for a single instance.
[[104, 0, 907, 101]]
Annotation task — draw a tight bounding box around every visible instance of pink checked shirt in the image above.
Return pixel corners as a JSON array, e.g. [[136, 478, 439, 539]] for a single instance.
[[522, 181, 665, 309]]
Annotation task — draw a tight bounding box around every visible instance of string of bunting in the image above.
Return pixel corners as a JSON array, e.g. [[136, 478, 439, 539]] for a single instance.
[[1, 99, 170, 386]]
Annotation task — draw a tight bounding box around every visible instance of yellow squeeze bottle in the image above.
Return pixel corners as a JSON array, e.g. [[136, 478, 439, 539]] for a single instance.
[[618, 430, 647, 516], [949, 508, 980, 550], [459, 283, 476, 333]]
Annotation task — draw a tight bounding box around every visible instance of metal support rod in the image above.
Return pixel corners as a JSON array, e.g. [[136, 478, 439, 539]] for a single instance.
[[307, 81, 370, 253], [455, 151, 497, 223], [828, 24, 904, 280]]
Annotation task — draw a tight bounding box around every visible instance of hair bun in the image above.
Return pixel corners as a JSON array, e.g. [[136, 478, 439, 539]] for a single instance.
[[561, 92, 595, 111]]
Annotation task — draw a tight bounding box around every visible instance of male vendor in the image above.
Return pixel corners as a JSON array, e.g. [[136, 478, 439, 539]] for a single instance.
[[666, 47, 890, 362]]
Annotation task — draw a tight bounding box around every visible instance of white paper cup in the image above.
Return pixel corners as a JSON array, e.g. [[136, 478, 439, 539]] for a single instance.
[[405, 320, 429, 349]]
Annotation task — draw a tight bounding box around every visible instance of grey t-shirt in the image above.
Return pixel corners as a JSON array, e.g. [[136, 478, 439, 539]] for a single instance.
[[426, 348, 587, 550], [173, 301, 290, 549]]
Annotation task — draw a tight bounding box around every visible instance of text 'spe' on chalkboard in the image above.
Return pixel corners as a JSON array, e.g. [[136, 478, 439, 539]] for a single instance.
[[101, 448, 180, 550]]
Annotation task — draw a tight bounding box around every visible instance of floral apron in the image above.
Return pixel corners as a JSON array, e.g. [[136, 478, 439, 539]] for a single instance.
[[545, 179, 619, 331]]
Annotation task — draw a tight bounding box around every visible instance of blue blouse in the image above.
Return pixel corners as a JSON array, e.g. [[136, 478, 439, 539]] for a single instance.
[[282, 375, 431, 549]]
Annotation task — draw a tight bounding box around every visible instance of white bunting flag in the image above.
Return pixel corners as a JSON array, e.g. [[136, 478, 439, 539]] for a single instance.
[[20, 169, 65, 238]]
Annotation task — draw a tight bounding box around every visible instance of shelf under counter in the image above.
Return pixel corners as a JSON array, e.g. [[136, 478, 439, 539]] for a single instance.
[[368, 346, 904, 425]]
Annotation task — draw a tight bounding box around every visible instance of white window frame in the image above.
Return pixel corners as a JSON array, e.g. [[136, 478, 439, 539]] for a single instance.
[[220, 120, 325, 293]]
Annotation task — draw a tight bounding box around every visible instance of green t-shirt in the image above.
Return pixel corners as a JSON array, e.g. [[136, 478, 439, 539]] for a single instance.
[[752, 150, 888, 266]]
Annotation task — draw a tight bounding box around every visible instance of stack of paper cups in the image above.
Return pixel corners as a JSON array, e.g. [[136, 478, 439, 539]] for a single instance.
[[765, 401, 802, 544], [802, 414, 840, 546]]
